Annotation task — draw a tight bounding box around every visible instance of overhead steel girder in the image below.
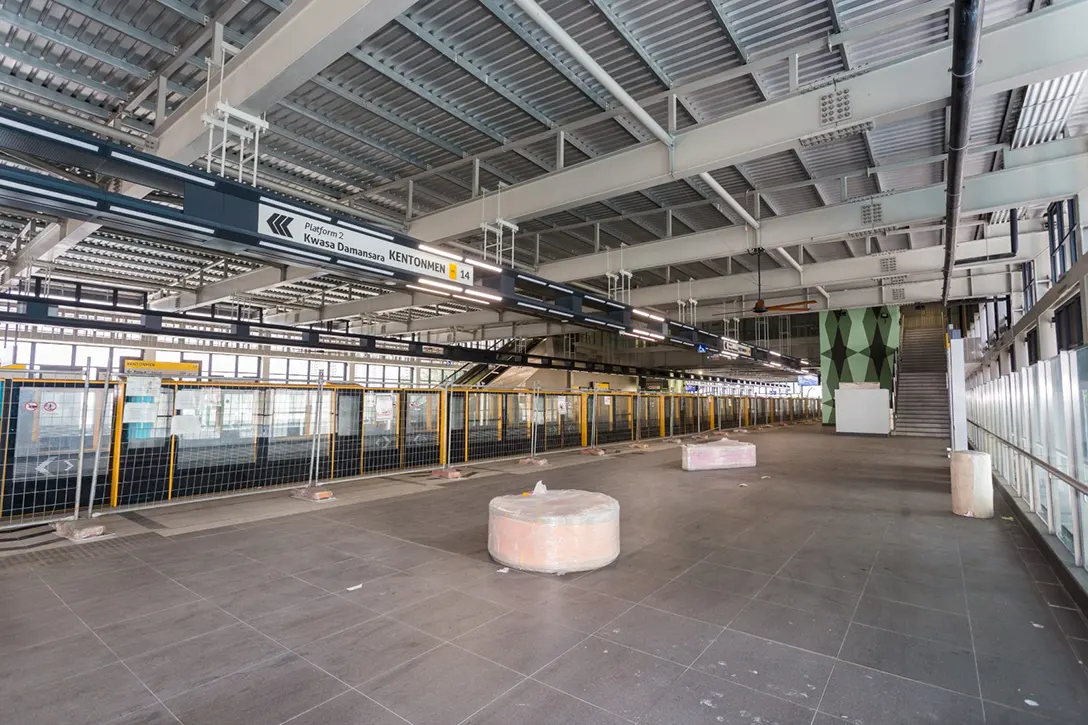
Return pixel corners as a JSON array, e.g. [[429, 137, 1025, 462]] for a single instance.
[[265, 290, 446, 326], [9, 0, 418, 281], [535, 141, 1088, 283], [627, 233, 1045, 307], [149, 265, 322, 312], [407, 1, 1088, 242], [695, 270, 1017, 321]]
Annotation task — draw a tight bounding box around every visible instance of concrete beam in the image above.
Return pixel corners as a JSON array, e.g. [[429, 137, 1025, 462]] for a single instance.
[[149, 265, 321, 312], [536, 146, 1088, 283], [407, 2, 1088, 242], [7, 0, 416, 280]]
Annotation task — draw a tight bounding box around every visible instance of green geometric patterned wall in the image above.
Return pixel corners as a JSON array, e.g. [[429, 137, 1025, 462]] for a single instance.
[[819, 306, 902, 424]]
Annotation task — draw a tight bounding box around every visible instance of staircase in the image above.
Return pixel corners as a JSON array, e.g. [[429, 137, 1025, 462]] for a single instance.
[[893, 326, 950, 438]]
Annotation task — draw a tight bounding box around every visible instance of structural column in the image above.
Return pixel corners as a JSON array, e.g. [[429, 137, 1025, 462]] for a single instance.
[[1038, 314, 1059, 361]]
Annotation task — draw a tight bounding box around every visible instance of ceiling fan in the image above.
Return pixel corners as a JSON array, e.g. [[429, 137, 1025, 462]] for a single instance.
[[748, 248, 816, 315]]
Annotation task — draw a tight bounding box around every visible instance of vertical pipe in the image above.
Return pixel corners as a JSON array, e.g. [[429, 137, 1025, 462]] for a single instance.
[[88, 348, 114, 517]]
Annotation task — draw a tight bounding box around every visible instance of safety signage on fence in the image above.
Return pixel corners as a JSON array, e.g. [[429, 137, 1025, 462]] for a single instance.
[[257, 204, 474, 285], [23, 401, 37, 412], [123, 360, 201, 376], [374, 394, 395, 422], [43, 401, 57, 413]]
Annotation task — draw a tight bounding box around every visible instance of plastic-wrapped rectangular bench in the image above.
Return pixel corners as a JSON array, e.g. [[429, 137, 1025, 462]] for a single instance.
[[681, 438, 756, 471]]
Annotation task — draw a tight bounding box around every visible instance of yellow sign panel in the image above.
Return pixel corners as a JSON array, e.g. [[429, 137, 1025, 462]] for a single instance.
[[448, 262, 458, 281], [123, 360, 201, 374]]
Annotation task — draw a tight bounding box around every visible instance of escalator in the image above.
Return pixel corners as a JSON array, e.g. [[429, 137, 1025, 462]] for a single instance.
[[447, 337, 546, 386]]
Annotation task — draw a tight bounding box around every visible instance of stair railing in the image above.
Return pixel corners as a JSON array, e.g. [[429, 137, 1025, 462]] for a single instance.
[[891, 348, 902, 422]]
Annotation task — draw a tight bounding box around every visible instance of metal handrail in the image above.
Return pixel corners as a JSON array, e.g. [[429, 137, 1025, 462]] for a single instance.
[[967, 419, 1088, 497]]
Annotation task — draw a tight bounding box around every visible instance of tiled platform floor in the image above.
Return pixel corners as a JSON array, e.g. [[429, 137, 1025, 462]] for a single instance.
[[2, 427, 1087, 725]]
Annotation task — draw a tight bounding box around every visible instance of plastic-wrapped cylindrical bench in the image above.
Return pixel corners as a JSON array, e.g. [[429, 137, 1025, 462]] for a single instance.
[[950, 450, 993, 518], [681, 438, 756, 471], [488, 488, 620, 574]]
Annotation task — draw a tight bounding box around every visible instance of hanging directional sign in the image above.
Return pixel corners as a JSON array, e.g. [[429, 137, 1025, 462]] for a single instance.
[[696, 344, 708, 353], [257, 204, 474, 285]]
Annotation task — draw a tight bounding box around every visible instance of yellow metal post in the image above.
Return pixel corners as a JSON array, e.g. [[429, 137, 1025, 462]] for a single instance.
[[742, 397, 749, 427], [659, 394, 665, 437], [438, 389, 447, 466], [580, 393, 588, 447], [167, 435, 176, 500], [110, 382, 125, 508]]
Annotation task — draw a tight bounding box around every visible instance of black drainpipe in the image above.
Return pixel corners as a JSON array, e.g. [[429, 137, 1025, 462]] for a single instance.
[[940, 0, 984, 304], [955, 208, 1020, 265]]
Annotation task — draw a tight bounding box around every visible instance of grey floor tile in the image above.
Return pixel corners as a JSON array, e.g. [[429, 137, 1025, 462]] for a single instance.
[[535, 637, 685, 720], [403, 555, 496, 588], [5, 662, 157, 725], [295, 616, 442, 686], [983, 701, 1066, 725], [872, 547, 963, 585], [729, 600, 851, 656], [0, 582, 65, 618], [853, 595, 973, 648], [464, 679, 628, 725], [324, 531, 404, 558], [367, 542, 454, 570], [462, 570, 570, 609], [254, 544, 356, 574], [676, 562, 771, 597], [125, 622, 285, 700], [1036, 582, 1076, 609], [704, 545, 792, 574], [819, 662, 985, 725], [284, 691, 407, 725], [756, 576, 860, 618], [34, 552, 144, 585], [521, 586, 634, 633], [640, 670, 816, 725], [599, 604, 722, 665], [0, 605, 88, 654], [972, 607, 1075, 664], [455, 611, 586, 674], [614, 549, 695, 577], [391, 589, 509, 639], [569, 564, 675, 602], [340, 571, 451, 613], [164, 653, 346, 725], [295, 558, 399, 592], [977, 651, 1088, 721], [66, 579, 203, 628], [1050, 606, 1088, 640], [692, 628, 833, 706], [777, 557, 872, 592], [0, 631, 117, 696], [50, 565, 171, 604], [863, 572, 967, 614], [103, 703, 182, 725], [642, 579, 751, 626], [146, 549, 254, 579], [248, 593, 376, 649], [839, 624, 979, 696], [211, 575, 325, 621], [175, 562, 286, 598], [361, 644, 524, 725], [94, 600, 236, 659]]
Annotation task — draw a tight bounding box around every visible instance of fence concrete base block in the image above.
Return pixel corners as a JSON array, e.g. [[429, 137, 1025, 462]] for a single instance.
[[951, 450, 994, 518], [54, 520, 107, 541], [682, 438, 757, 471], [291, 488, 335, 502], [630, 442, 650, 450], [431, 468, 463, 479], [581, 448, 606, 456], [691, 434, 712, 440], [488, 489, 620, 574], [519, 457, 548, 466]]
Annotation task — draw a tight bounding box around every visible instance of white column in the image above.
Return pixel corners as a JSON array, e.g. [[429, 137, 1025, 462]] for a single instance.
[[999, 350, 1012, 376], [1038, 314, 1059, 360], [1015, 334, 1030, 370]]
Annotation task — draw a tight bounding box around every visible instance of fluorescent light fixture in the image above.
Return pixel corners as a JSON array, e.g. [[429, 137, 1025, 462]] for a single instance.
[[632, 309, 665, 322], [606, 301, 625, 309], [257, 240, 331, 262], [769, 351, 782, 357], [631, 329, 664, 341], [0, 179, 98, 207], [584, 318, 607, 325], [110, 151, 215, 187], [516, 274, 547, 286], [406, 284, 449, 296], [548, 309, 574, 318], [721, 336, 737, 343], [517, 301, 547, 312], [619, 331, 641, 339], [339, 220, 393, 240], [418, 244, 462, 262], [548, 284, 573, 294], [416, 278, 462, 293], [454, 294, 488, 305], [800, 359, 810, 365], [111, 206, 215, 234], [463, 288, 503, 302], [584, 295, 606, 305], [260, 196, 332, 222], [0, 116, 99, 151], [463, 257, 502, 273], [605, 323, 626, 331], [339, 260, 394, 276]]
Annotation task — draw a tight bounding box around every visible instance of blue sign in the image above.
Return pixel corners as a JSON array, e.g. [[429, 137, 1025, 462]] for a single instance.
[[696, 344, 707, 353], [684, 384, 698, 393]]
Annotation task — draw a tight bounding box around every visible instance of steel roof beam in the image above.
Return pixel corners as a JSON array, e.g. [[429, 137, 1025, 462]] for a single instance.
[[409, 2, 1088, 242], [150, 265, 323, 312], [0, 8, 152, 79], [10, 0, 417, 280], [535, 141, 1088, 282]]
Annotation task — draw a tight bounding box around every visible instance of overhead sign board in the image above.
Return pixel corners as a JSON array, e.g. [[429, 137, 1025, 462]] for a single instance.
[[123, 360, 201, 375], [257, 204, 474, 285], [723, 339, 752, 356]]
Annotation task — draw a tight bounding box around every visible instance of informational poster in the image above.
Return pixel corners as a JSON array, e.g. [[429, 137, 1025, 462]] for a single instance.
[[123, 402, 158, 424], [557, 399, 568, 415], [171, 414, 201, 437], [374, 393, 395, 422], [126, 376, 162, 398]]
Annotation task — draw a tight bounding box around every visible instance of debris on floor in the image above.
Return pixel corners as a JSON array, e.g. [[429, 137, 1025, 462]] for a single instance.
[[760, 475, 771, 479], [1024, 700, 1040, 708], [739, 483, 748, 487], [346, 583, 363, 591], [496, 567, 510, 573]]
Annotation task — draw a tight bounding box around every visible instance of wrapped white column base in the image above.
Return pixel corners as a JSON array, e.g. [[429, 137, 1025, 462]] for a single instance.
[[488, 488, 620, 575], [950, 450, 994, 519]]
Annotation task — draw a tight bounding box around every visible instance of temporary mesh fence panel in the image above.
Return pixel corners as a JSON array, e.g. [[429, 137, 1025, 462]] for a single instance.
[[0, 379, 819, 525]]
